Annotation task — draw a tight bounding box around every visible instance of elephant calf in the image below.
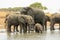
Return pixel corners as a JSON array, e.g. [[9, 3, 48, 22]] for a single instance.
[[18, 15, 35, 33], [34, 23, 43, 33]]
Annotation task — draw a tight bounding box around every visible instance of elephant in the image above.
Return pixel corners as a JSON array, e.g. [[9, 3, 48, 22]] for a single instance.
[[50, 13, 60, 30], [20, 7, 46, 30], [18, 15, 35, 33], [34, 23, 43, 33], [5, 14, 19, 32], [44, 15, 50, 30], [5, 13, 35, 33]]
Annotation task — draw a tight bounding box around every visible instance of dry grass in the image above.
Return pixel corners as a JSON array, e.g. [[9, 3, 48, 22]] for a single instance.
[[0, 11, 8, 29]]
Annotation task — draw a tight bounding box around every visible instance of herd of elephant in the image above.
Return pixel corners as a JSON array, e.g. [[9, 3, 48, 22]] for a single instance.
[[4, 7, 60, 33]]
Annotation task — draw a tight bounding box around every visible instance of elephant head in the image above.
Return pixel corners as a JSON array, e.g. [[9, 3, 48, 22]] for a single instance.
[[20, 7, 33, 15]]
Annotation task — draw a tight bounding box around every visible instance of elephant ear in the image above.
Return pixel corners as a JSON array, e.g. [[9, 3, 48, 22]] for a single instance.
[[27, 7, 34, 18], [18, 16, 26, 24], [21, 7, 32, 15]]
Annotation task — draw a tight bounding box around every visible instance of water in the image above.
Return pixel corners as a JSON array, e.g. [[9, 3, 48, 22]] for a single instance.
[[0, 29, 60, 40]]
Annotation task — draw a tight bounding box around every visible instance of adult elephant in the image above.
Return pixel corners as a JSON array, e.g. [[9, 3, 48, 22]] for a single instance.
[[5, 13, 35, 33], [50, 13, 60, 30], [20, 7, 46, 30], [5, 14, 19, 32]]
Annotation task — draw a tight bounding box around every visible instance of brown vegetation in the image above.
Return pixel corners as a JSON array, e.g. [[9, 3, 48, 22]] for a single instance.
[[0, 11, 10, 29]]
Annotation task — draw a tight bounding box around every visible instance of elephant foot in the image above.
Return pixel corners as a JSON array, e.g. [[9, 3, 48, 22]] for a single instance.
[[7, 29, 11, 32], [23, 30, 27, 33], [50, 28, 55, 31], [13, 30, 15, 32], [50, 27, 55, 31], [45, 29, 47, 31], [35, 30, 39, 33], [42, 28, 44, 31], [20, 31, 22, 33], [23, 31, 27, 33], [50, 29, 52, 31], [50, 28, 53, 31], [41, 31, 42, 33], [16, 30, 19, 32], [28, 31, 30, 33], [53, 28, 55, 30], [36, 31, 39, 33]]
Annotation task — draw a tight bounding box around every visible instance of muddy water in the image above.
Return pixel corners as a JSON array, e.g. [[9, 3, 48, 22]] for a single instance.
[[0, 29, 60, 40]]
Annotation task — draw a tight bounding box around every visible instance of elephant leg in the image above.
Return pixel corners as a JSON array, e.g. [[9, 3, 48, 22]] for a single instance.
[[20, 24, 23, 33], [50, 21, 53, 30], [40, 22, 44, 31], [37, 30, 39, 33], [35, 27, 39, 33], [16, 26, 19, 32], [59, 24, 60, 30], [28, 25, 30, 33], [45, 21, 47, 31], [42, 24, 44, 31], [13, 26, 15, 32], [7, 24, 11, 32], [23, 24, 27, 33], [50, 24, 53, 31], [42, 19, 46, 31], [52, 22, 55, 30], [40, 30, 42, 33], [53, 24, 55, 30], [42, 21, 45, 31], [9, 26, 11, 32], [40, 29, 42, 33], [50, 22, 55, 31]]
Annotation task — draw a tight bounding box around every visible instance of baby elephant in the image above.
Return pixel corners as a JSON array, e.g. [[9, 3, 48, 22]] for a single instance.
[[34, 23, 43, 33]]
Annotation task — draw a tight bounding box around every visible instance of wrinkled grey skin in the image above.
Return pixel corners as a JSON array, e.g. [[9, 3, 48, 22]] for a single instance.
[[20, 7, 46, 30], [34, 23, 43, 33], [50, 13, 60, 30], [45, 15, 50, 30], [5, 14, 19, 32], [18, 15, 35, 33], [5, 14, 35, 33]]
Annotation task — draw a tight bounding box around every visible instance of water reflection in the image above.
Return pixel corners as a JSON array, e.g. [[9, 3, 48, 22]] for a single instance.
[[0, 29, 60, 40]]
